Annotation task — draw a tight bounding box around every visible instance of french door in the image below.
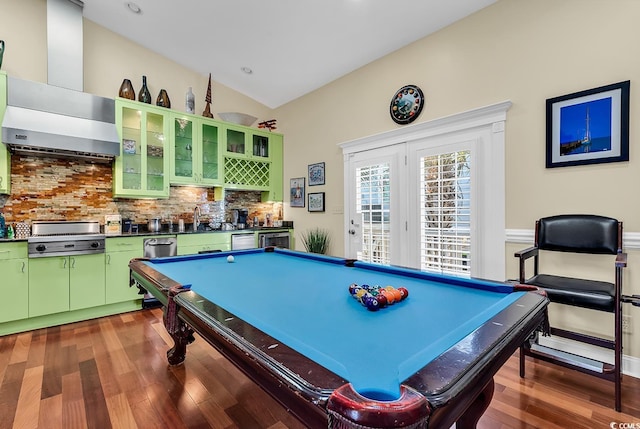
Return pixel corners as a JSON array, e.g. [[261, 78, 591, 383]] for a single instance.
[[346, 139, 475, 275], [345, 144, 405, 266], [407, 137, 476, 276], [341, 101, 510, 280]]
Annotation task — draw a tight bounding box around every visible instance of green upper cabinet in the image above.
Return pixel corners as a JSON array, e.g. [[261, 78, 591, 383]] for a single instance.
[[265, 132, 283, 201], [223, 125, 283, 201], [113, 99, 170, 198], [0, 71, 10, 195], [170, 113, 221, 186]]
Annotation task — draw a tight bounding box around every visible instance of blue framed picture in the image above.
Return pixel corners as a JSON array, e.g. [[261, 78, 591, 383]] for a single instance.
[[308, 162, 325, 186], [308, 192, 325, 212], [546, 81, 629, 168]]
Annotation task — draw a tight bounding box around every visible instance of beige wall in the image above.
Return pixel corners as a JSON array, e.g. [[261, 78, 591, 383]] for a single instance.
[[274, 0, 640, 359], [2, 0, 638, 359]]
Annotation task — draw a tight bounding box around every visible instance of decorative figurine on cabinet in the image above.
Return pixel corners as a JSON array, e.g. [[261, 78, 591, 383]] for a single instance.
[[202, 73, 214, 118], [258, 119, 277, 131]]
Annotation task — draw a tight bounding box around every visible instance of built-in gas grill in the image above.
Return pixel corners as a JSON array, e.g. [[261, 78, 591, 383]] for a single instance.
[[28, 221, 105, 258]]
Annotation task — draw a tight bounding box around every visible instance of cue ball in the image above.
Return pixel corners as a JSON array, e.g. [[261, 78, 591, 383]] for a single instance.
[[227, 255, 235, 263]]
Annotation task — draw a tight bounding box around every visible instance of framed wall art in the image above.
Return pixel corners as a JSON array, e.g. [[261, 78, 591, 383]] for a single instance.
[[546, 80, 629, 168], [290, 177, 305, 207], [308, 162, 325, 186], [308, 192, 325, 212]]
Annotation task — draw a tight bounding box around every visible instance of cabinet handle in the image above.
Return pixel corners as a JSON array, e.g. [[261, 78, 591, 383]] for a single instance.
[[70, 257, 76, 269], [63, 258, 67, 269], [118, 243, 134, 247], [106, 254, 111, 264], [0, 250, 10, 254], [21, 261, 25, 273]]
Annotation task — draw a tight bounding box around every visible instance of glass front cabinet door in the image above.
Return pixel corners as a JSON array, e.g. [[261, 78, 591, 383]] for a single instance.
[[170, 114, 221, 186], [114, 100, 170, 198], [225, 126, 271, 160]]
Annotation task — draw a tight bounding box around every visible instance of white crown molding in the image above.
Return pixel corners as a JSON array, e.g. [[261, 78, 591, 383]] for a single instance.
[[339, 100, 512, 154]]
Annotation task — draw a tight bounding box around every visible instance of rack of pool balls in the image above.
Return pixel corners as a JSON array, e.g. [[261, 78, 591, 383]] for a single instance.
[[348, 283, 409, 311]]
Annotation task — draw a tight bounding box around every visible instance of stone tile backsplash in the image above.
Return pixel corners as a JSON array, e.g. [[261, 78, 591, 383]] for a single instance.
[[0, 155, 282, 227]]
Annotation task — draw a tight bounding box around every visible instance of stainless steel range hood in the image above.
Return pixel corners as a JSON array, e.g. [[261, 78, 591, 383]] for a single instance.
[[1, 0, 120, 162]]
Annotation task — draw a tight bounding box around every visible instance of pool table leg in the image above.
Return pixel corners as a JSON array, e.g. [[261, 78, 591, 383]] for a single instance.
[[456, 378, 495, 429], [163, 295, 194, 366]]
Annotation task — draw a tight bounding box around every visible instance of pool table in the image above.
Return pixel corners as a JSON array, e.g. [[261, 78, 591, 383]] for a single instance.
[[129, 247, 548, 429]]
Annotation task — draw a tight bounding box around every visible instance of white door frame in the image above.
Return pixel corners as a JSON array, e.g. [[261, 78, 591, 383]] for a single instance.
[[339, 101, 511, 280]]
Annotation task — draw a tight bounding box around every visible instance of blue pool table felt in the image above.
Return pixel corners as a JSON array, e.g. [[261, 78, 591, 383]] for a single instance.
[[145, 250, 524, 399]]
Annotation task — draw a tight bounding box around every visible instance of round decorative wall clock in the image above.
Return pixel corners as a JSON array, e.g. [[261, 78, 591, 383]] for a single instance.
[[389, 85, 424, 124]]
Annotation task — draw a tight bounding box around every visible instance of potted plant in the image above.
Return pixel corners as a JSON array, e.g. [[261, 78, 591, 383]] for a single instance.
[[300, 228, 331, 254]]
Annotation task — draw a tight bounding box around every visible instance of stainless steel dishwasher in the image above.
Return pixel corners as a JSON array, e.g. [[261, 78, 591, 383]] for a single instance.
[[142, 237, 177, 308], [231, 233, 256, 250]]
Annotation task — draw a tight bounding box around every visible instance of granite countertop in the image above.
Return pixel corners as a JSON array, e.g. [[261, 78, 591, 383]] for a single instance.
[[106, 226, 291, 238]]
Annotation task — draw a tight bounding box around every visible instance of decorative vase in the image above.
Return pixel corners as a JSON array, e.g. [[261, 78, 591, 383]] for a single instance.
[[185, 87, 195, 114], [156, 89, 171, 108], [0, 40, 5, 70], [118, 79, 135, 100], [138, 75, 151, 104]]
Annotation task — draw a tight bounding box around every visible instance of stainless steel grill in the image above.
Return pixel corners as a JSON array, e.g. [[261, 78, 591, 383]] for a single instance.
[[28, 221, 105, 258]]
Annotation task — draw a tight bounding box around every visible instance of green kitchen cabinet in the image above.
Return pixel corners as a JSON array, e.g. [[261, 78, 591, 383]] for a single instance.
[[0, 242, 28, 323], [0, 71, 10, 195], [29, 253, 106, 317], [113, 99, 170, 198], [264, 133, 283, 201], [170, 113, 222, 186], [69, 253, 106, 311], [223, 125, 283, 202], [29, 257, 70, 317], [177, 232, 231, 255], [105, 236, 144, 304]]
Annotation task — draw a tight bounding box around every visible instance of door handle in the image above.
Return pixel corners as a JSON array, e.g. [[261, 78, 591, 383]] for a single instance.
[[348, 229, 356, 235]]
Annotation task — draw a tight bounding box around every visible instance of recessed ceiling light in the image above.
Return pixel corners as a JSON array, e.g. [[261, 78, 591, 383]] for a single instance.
[[241, 67, 253, 75], [126, 2, 142, 14]]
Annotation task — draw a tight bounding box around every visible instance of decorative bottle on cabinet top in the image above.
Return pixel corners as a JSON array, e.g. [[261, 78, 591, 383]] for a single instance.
[[118, 79, 135, 100], [185, 87, 195, 114], [138, 75, 152, 104], [156, 89, 171, 108]]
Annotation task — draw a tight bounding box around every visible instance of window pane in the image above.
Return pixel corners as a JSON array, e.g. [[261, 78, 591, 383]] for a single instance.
[[420, 151, 471, 276], [356, 163, 391, 265]]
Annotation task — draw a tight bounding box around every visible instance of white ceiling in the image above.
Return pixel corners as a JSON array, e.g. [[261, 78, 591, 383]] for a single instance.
[[81, 0, 496, 108]]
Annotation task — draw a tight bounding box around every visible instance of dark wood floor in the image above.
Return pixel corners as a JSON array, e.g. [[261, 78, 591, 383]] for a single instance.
[[1, 308, 638, 429]]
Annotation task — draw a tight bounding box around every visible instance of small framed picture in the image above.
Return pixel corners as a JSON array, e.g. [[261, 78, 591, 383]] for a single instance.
[[546, 80, 630, 168], [308, 192, 325, 212], [290, 177, 305, 207], [308, 162, 325, 186], [123, 139, 136, 154]]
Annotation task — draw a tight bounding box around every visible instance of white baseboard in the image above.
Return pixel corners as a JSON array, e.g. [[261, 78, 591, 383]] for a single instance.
[[537, 335, 640, 379]]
